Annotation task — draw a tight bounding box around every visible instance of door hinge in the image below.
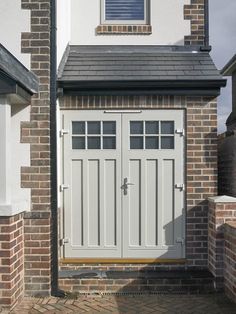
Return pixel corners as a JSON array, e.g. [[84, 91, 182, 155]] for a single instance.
[[60, 184, 69, 192], [60, 238, 70, 246], [60, 129, 69, 137], [176, 237, 185, 246], [175, 183, 185, 191], [175, 129, 185, 137]]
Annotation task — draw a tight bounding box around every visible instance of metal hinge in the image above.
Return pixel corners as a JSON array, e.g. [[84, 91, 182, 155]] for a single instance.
[[60, 238, 70, 246], [60, 129, 69, 137], [176, 237, 185, 246], [175, 129, 185, 137], [175, 183, 185, 191], [60, 184, 69, 192]]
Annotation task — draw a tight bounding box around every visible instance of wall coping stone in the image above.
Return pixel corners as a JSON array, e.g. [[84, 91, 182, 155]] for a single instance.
[[208, 195, 236, 203], [0, 205, 26, 217], [225, 221, 236, 232]]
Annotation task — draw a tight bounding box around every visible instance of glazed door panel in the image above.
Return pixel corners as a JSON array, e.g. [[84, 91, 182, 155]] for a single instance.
[[122, 111, 185, 258], [62, 111, 122, 257]]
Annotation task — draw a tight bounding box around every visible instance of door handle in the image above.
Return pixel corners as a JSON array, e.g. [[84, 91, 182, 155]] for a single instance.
[[121, 178, 134, 195]]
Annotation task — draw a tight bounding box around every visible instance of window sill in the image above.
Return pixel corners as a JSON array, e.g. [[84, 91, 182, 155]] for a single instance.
[[96, 25, 152, 35]]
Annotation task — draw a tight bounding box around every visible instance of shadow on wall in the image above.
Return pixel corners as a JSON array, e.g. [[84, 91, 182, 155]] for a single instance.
[[112, 200, 213, 313]]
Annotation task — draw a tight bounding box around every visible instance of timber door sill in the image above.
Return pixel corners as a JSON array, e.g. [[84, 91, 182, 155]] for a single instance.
[[60, 258, 187, 264]]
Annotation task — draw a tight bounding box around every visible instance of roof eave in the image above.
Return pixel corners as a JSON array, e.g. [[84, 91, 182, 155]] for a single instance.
[[58, 79, 226, 97]]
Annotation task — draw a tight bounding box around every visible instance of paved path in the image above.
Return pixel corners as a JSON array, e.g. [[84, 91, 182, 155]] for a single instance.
[[2, 294, 236, 314]]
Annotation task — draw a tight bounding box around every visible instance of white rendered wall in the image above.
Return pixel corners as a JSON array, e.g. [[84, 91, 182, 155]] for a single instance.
[[11, 104, 31, 213], [70, 0, 191, 46], [57, 0, 71, 65], [0, 98, 30, 216], [0, 0, 30, 68], [0, 98, 11, 207]]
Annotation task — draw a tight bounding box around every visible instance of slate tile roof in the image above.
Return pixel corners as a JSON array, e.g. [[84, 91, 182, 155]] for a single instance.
[[58, 45, 223, 82], [0, 44, 38, 94]]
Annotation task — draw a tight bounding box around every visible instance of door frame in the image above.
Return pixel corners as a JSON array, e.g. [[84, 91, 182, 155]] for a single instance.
[[59, 108, 186, 261]]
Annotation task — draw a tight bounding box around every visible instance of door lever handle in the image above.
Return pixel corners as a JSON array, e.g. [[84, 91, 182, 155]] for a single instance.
[[121, 178, 134, 195]]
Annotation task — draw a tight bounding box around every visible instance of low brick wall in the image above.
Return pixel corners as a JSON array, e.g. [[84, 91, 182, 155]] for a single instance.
[[0, 214, 24, 309], [224, 222, 236, 303], [208, 196, 236, 302], [208, 196, 236, 289]]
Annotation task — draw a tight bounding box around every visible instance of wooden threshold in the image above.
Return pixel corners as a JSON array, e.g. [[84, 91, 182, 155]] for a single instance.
[[60, 258, 187, 265]]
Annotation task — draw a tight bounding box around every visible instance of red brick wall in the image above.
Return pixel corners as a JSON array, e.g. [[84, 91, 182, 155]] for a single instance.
[[218, 133, 236, 197], [60, 95, 217, 267], [21, 0, 51, 296], [184, 0, 206, 46], [224, 222, 236, 303], [208, 198, 236, 289], [0, 214, 24, 309]]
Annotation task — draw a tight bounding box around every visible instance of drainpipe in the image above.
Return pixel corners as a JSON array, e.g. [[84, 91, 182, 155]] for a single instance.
[[204, 0, 210, 48], [50, 0, 65, 297]]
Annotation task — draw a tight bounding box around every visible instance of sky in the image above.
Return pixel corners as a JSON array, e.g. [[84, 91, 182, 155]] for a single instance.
[[209, 0, 236, 133]]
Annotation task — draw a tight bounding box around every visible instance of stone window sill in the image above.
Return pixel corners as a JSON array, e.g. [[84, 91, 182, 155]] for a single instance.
[[96, 25, 152, 35]]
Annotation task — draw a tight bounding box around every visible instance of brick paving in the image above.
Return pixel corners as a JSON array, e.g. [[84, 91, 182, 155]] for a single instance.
[[0, 293, 235, 314]]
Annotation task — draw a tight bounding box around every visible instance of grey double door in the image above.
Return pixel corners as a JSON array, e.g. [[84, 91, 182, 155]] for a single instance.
[[61, 110, 185, 259]]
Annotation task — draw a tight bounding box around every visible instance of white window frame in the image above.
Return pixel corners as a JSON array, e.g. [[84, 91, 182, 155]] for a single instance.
[[101, 0, 149, 25]]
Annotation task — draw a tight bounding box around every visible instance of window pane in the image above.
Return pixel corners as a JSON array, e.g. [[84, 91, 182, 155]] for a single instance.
[[130, 136, 143, 149], [88, 121, 101, 134], [105, 0, 145, 21], [72, 122, 85, 135], [130, 121, 143, 134], [103, 121, 116, 134], [103, 136, 116, 149], [161, 136, 174, 149], [146, 136, 159, 149], [72, 137, 85, 149], [88, 137, 101, 149], [161, 121, 174, 134], [146, 121, 159, 134]]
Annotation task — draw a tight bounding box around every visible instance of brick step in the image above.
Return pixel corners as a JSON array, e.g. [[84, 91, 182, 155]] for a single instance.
[[59, 269, 215, 295]]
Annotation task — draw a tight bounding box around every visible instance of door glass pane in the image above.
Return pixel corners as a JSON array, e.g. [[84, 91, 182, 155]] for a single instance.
[[103, 136, 116, 149], [88, 121, 101, 134], [130, 121, 143, 134], [161, 121, 174, 134], [146, 121, 159, 134], [146, 136, 159, 149], [103, 121, 116, 134], [161, 136, 174, 149], [130, 136, 143, 149], [88, 137, 101, 149], [72, 137, 85, 149], [72, 122, 85, 135]]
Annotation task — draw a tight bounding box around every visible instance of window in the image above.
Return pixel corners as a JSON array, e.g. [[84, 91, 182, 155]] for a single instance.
[[130, 121, 175, 150], [72, 121, 116, 150], [102, 0, 149, 24]]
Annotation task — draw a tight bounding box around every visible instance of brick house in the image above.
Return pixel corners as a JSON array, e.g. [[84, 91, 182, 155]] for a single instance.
[[218, 54, 236, 197], [0, 0, 234, 310]]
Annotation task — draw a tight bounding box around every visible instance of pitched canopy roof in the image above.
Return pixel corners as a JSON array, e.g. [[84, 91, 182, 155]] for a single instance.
[[58, 45, 226, 96], [221, 54, 236, 76], [0, 44, 38, 95]]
